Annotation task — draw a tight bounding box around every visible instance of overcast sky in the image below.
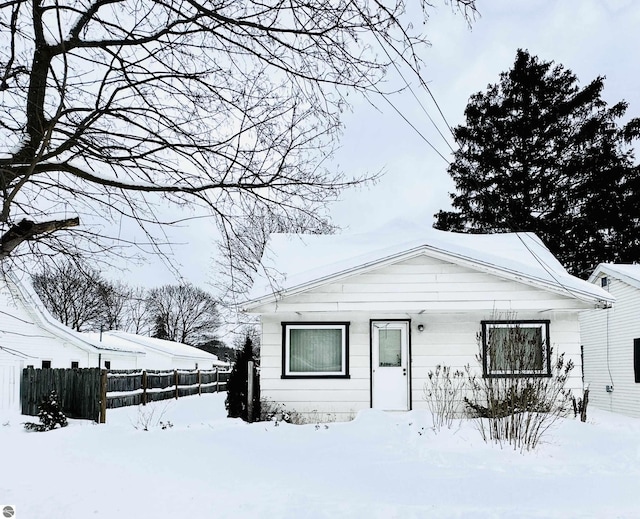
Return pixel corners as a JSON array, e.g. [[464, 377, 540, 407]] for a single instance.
[[117, 0, 640, 290]]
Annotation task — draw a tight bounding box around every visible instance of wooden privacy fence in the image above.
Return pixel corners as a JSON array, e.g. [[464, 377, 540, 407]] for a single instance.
[[22, 367, 230, 423], [21, 367, 102, 421]]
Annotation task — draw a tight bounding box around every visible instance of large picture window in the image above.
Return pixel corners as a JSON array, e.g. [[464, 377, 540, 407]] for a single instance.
[[282, 323, 349, 378], [482, 320, 551, 377]]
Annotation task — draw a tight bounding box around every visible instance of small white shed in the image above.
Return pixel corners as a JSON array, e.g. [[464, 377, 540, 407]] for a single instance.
[[244, 223, 612, 422], [580, 264, 640, 418]]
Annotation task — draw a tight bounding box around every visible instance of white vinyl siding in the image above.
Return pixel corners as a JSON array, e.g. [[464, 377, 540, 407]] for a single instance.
[[257, 254, 585, 421], [580, 273, 640, 418], [250, 255, 591, 314]]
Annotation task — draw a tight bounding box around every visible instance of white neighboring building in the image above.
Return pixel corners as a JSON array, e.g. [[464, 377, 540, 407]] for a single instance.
[[0, 273, 229, 412], [0, 273, 144, 411], [244, 222, 612, 422], [83, 331, 228, 370], [580, 263, 640, 418]]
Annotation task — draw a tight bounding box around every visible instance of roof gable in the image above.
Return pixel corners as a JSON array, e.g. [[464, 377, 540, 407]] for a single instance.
[[589, 263, 640, 291], [245, 222, 612, 309]]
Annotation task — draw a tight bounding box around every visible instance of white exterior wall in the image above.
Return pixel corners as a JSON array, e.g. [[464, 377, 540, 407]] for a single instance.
[[0, 281, 141, 410], [257, 255, 588, 421], [0, 282, 95, 370], [138, 352, 210, 370], [580, 274, 640, 418], [0, 356, 22, 410]]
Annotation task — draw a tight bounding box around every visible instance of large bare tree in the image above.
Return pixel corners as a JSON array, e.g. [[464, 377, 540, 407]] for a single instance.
[[147, 283, 221, 345], [0, 0, 475, 275], [32, 260, 111, 331]]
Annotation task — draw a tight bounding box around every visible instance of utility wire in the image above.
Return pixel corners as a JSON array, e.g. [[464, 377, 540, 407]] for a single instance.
[[366, 27, 454, 162], [384, 56, 456, 154], [513, 230, 606, 305], [371, 85, 451, 164]]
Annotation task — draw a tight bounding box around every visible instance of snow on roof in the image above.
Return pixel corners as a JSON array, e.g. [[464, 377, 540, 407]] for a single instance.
[[84, 331, 228, 366], [246, 220, 613, 307], [589, 263, 640, 290], [6, 272, 144, 355]]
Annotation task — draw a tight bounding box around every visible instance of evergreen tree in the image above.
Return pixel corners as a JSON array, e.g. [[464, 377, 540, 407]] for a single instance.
[[435, 49, 640, 278], [225, 337, 260, 422], [152, 314, 169, 340], [24, 390, 68, 432]]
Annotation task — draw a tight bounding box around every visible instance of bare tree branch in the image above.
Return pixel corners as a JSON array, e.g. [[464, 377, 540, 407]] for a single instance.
[[0, 0, 476, 279], [0, 217, 79, 260]]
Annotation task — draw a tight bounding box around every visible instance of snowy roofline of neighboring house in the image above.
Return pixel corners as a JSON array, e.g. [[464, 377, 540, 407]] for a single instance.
[[589, 263, 640, 291], [244, 220, 613, 309], [83, 330, 229, 367], [6, 272, 145, 356]]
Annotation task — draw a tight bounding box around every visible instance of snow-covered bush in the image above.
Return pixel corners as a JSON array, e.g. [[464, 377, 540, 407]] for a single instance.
[[259, 399, 304, 425], [24, 390, 68, 432]]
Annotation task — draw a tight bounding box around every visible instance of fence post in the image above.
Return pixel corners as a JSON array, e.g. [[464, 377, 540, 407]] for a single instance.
[[174, 370, 179, 400], [99, 369, 107, 424], [142, 370, 148, 406], [197, 370, 201, 396], [215, 367, 219, 393], [247, 360, 255, 423]]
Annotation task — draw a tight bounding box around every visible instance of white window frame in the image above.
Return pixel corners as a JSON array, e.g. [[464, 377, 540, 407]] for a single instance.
[[482, 320, 550, 377], [282, 323, 349, 378]]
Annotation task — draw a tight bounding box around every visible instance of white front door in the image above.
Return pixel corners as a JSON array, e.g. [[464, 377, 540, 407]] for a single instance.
[[371, 321, 410, 411]]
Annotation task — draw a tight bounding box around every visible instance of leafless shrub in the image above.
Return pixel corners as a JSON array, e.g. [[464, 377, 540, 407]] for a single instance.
[[464, 325, 574, 452], [423, 364, 467, 431], [131, 402, 173, 431], [572, 386, 590, 423]]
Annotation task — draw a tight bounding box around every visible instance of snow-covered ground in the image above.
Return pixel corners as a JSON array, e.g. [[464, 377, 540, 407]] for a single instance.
[[1, 394, 639, 518]]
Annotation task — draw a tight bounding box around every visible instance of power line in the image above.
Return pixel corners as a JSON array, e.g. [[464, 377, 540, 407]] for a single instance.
[[371, 84, 451, 164], [365, 28, 454, 163]]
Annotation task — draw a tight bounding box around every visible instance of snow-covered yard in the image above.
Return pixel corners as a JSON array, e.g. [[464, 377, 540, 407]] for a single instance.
[[1, 394, 639, 518]]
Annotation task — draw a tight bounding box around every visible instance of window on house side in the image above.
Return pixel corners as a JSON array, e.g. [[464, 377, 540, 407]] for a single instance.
[[482, 321, 551, 377], [71, 361, 79, 369], [282, 323, 349, 378], [104, 361, 111, 369], [41, 360, 51, 369]]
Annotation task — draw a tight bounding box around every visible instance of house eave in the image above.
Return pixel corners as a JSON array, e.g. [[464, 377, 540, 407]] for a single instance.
[[243, 244, 613, 313]]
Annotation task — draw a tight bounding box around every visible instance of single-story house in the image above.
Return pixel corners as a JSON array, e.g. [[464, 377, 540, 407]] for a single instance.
[[0, 272, 144, 410], [580, 263, 640, 418], [82, 330, 229, 371], [243, 222, 612, 422]]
